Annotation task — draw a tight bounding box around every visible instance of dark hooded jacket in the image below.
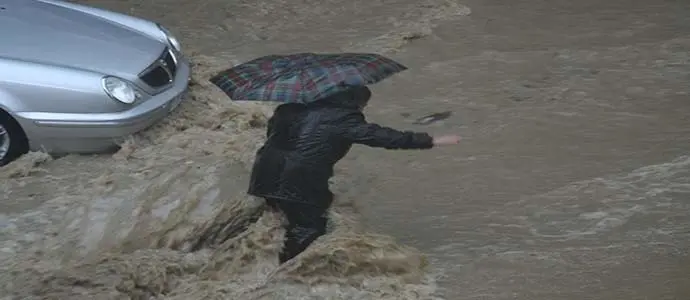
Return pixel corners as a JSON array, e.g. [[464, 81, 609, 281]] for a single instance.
[[247, 87, 434, 208]]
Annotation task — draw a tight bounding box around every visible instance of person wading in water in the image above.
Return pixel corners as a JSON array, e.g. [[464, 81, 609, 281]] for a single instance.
[[248, 86, 461, 264]]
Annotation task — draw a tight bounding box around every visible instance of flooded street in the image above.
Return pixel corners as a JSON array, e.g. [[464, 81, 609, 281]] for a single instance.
[[2, 0, 690, 299], [351, 1, 690, 298]]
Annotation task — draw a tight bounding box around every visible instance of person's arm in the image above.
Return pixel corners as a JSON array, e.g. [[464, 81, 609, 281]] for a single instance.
[[337, 112, 434, 149]]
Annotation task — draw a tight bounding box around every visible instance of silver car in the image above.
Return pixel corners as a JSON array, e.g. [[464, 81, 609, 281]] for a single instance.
[[0, 0, 190, 165]]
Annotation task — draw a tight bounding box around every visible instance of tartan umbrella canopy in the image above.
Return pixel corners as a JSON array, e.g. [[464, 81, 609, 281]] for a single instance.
[[209, 52, 408, 104]]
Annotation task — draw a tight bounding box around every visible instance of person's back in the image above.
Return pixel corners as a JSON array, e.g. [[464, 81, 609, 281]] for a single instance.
[[247, 86, 461, 264], [249, 93, 362, 208], [291, 104, 360, 173], [249, 86, 447, 206]]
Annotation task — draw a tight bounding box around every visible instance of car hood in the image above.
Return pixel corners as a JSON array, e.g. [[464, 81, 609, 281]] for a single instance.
[[0, 0, 164, 77]]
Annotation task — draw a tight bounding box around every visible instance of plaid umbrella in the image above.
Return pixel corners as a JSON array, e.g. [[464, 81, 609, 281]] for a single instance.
[[209, 52, 408, 103]]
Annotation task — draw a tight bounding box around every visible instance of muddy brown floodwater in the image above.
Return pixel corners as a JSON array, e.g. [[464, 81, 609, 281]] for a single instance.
[[1, 0, 690, 299]]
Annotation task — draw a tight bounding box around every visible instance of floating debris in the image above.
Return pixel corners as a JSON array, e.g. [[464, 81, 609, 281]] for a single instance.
[[412, 111, 452, 125]]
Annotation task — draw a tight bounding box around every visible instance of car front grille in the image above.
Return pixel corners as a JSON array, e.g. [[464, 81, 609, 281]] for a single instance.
[[139, 48, 178, 88]]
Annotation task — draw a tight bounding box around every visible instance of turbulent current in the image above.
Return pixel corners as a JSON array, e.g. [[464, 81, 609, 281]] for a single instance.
[[0, 56, 441, 300], [6, 0, 690, 297]]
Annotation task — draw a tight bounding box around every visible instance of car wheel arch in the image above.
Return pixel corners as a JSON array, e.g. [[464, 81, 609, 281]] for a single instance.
[[0, 86, 26, 113], [0, 107, 30, 165]]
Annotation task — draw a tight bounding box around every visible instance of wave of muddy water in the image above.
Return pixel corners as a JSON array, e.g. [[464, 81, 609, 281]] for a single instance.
[[0, 57, 441, 300]]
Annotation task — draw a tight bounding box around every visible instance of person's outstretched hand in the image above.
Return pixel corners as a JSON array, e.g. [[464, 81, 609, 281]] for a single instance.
[[432, 135, 461, 146]]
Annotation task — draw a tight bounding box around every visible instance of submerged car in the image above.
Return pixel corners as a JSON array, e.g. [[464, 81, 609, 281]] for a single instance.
[[0, 0, 190, 166]]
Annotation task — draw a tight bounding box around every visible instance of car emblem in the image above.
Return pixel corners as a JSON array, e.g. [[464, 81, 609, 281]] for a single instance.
[[158, 59, 173, 83]]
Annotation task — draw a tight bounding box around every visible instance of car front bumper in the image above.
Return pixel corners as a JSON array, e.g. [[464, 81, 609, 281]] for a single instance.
[[14, 57, 191, 154]]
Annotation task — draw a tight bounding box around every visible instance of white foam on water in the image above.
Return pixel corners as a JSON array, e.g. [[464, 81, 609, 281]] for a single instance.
[[519, 156, 690, 239]]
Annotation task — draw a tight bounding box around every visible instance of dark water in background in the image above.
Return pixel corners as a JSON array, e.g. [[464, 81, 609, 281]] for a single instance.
[[344, 0, 690, 298]]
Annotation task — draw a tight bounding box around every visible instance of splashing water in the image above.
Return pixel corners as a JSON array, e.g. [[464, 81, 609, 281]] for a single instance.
[[0, 55, 442, 300]]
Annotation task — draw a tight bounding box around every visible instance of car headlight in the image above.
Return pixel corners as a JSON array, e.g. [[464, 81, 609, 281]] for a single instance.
[[157, 23, 181, 53], [102, 76, 141, 104]]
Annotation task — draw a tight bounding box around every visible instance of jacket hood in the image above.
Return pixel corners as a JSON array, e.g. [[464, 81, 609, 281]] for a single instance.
[[312, 86, 371, 110]]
